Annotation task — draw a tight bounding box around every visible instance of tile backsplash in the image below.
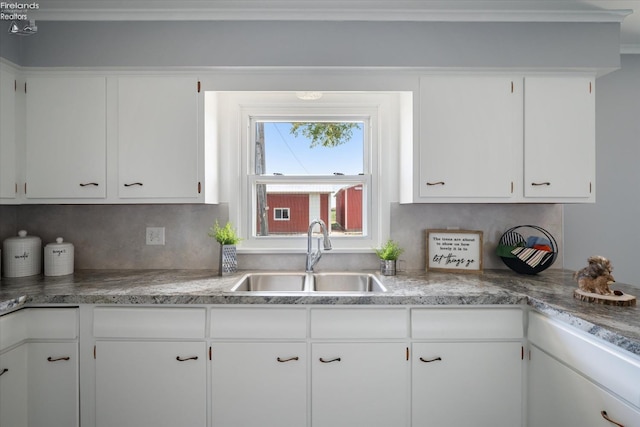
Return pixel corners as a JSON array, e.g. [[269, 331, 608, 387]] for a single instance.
[[0, 202, 562, 272]]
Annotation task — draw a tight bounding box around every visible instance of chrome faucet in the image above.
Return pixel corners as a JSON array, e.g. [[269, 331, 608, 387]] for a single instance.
[[305, 219, 332, 272]]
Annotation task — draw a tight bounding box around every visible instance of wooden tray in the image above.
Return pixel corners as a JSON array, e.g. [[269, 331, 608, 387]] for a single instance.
[[573, 289, 636, 307]]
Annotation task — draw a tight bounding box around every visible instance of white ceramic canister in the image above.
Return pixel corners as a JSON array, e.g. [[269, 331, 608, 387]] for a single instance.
[[2, 230, 42, 277], [44, 237, 74, 277]]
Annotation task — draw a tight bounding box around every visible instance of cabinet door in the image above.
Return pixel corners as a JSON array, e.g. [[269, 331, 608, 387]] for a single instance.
[[312, 343, 408, 427], [529, 345, 640, 427], [412, 342, 522, 427], [524, 76, 595, 199], [25, 76, 107, 199], [211, 342, 307, 427], [419, 76, 521, 199], [95, 341, 206, 427], [0, 344, 27, 427], [27, 342, 79, 427], [0, 66, 17, 200], [117, 76, 200, 199]]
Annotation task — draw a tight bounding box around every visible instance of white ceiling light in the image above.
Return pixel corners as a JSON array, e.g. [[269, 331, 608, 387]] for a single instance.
[[296, 91, 323, 100]]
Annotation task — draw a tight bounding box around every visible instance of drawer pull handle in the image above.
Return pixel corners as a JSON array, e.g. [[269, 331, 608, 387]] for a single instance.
[[531, 182, 551, 186], [277, 356, 299, 363], [601, 411, 624, 427], [0, 368, 8, 376], [79, 182, 99, 187], [426, 181, 445, 186], [176, 356, 198, 362], [124, 182, 144, 187], [47, 356, 71, 362], [319, 357, 341, 363], [419, 356, 442, 363]]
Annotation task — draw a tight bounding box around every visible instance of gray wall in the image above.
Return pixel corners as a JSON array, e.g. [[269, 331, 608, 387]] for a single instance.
[[0, 203, 561, 272], [0, 27, 21, 64], [15, 21, 621, 69], [565, 55, 640, 285]]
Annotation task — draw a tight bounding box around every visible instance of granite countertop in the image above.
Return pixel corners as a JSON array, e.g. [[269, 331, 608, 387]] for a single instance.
[[0, 268, 639, 357]]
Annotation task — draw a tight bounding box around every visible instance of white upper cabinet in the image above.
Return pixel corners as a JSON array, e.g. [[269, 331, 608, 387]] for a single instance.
[[418, 75, 522, 199], [524, 76, 595, 200], [25, 76, 107, 199], [403, 73, 596, 203], [0, 65, 17, 201], [117, 76, 201, 199]]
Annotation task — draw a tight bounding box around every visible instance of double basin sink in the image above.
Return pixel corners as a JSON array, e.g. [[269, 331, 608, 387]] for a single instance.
[[231, 272, 387, 294]]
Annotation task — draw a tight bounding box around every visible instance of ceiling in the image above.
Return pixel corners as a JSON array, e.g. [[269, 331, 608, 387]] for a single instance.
[[19, 1, 640, 52]]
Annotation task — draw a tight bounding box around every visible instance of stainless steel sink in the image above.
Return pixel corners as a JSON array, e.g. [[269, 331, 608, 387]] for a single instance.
[[312, 272, 387, 293], [230, 273, 309, 292], [230, 272, 387, 293]]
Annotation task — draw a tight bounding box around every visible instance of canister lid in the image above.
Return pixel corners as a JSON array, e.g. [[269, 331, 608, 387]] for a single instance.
[[46, 237, 73, 248], [4, 230, 41, 243]]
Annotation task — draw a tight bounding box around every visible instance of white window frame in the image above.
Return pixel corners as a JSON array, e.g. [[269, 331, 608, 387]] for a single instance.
[[217, 91, 399, 253], [274, 207, 290, 221]]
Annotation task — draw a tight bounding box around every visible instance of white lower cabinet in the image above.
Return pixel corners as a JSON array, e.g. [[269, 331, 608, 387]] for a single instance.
[[0, 308, 79, 427], [312, 342, 409, 427], [211, 342, 307, 427], [0, 344, 27, 427], [528, 312, 640, 427], [412, 342, 522, 427], [411, 308, 524, 427], [27, 342, 79, 427], [95, 341, 207, 427], [92, 307, 207, 427], [529, 345, 640, 427], [209, 308, 308, 426]]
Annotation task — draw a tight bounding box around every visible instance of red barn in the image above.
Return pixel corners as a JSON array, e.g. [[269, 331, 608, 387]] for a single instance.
[[335, 184, 363, 232], [257, 186, 333, 235]]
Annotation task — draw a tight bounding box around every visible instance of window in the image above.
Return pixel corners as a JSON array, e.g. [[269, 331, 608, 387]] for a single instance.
[[274, 208, 290, 221], [253, 120, 367, 238], [215, 91, 406, 252]]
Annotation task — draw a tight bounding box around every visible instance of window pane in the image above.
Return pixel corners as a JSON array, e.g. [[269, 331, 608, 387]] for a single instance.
[[257, 122, 364, 175], [255, 183, 364, 237]]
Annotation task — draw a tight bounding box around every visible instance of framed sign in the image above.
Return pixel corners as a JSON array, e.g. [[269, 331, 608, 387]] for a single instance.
[[426, 229, 483, 273]]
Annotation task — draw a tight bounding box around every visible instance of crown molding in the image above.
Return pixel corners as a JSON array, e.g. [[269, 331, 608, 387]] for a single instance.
[[27, 1, 632, 23]]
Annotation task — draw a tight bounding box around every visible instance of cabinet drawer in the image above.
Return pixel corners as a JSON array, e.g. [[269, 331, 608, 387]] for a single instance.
[[311, 308, 407, 339], [1, 308, 78, 350], [412, 308, 523, 339], [529, 312, 640, 409], [210, 308, 307, 339], [93, 307, 205, 339]]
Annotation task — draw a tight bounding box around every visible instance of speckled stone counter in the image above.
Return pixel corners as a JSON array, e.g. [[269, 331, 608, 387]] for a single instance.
[[1, 268, 639, 356]]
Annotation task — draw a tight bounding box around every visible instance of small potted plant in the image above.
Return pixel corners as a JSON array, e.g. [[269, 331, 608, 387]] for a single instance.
[[209, 220, 242, 275], [375, 239, 404, 276]]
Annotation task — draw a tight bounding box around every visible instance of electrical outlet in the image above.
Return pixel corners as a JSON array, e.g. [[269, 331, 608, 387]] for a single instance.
[[146, 227, 165, 245]]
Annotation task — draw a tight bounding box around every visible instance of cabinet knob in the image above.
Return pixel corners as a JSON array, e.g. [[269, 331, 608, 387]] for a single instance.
[[601, 410, 624, 427], [79, 182, 99, 187], [124, 182, 144, 187], [531, 182, 551, 186], [419, 356, 442, 363], [319, 357, 341, 363], [426, 181, 445, 186], [176, 356, 198, 362], [276, 356, 299, 363], [47, 356, 71, 362]]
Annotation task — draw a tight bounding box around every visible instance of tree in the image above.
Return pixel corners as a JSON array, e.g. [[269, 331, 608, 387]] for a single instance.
[[289, 122, 359, 148]]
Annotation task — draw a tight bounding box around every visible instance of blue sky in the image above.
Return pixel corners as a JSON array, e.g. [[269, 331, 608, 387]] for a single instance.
[[262, 122, 364, 175]]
